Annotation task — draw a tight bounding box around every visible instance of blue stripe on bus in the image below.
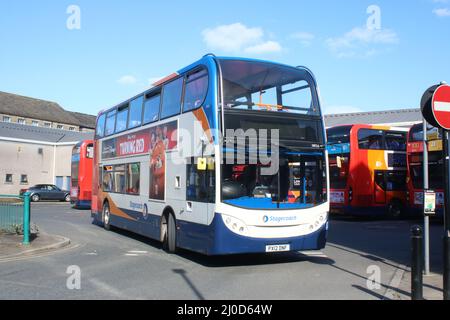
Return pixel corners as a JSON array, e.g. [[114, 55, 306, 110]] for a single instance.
[[327, 143, 350, 155], [224, 197, 314, 210]]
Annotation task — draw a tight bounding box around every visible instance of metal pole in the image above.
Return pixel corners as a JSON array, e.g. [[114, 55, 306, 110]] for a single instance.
[[411, 225, 423, 300], [443, 130, 450, 300], [423, 119, 430, 275], [22, 192, 30, 245]]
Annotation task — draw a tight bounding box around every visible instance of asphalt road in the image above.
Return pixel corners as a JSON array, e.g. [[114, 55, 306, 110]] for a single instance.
[[0, 203, 444, 300]]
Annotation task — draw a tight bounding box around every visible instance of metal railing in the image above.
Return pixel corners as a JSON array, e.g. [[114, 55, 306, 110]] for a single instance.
[[0, 193, 31, 245]]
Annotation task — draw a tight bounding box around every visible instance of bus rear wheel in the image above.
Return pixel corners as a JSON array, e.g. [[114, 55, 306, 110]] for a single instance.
[[163, 213, 177, 254], [387, 200, 403, 220], [102, 202, 111, 231]]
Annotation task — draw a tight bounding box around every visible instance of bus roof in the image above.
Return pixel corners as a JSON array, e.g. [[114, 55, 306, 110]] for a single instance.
[[96, 55, 316, 117], [327, 124, 409, 132]]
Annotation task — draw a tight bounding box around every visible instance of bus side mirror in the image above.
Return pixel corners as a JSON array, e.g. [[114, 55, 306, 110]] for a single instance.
[[337, 156, 343, 169]]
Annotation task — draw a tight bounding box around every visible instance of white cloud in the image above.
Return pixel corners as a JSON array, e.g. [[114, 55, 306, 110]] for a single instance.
[[290, 32, 315, 47], [117, 75, 137, 85], [326, 26, 398, 58], [323, 105, 363, 115], [202, 23, 282, 54], [433, 8, 450, 16], [244, 41, 282, 54]]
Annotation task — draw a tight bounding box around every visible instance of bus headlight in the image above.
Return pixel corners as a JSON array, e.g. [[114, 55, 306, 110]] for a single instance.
[[310, 214, 327, 232], [222, 214, 248, 236]]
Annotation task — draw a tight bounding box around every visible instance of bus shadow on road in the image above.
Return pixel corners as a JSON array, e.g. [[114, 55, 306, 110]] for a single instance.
[[93, 221, 335, 267], [174, 250, 336, 268]]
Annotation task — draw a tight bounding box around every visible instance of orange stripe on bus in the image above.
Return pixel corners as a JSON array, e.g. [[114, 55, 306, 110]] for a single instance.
[[193, 108, 213, 143]]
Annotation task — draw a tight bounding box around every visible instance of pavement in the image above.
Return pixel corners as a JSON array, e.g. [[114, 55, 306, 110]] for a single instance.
[[0, 202, 446, 300], [397, 271, 444, 300], [0, 231, 71, 263]]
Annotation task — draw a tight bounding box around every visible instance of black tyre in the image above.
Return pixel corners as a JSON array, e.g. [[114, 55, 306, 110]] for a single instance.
[[64, 194, 71, 202], [164, 213, 177, 254], [102, 202, 111, 231], [31, 194, 40, 202], [387, 200, 403, 219]]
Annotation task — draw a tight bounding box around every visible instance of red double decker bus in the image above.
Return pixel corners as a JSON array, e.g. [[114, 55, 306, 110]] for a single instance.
[[71, 140, 94, 209], [406, 123, 444, 217], [327, 124, 408, 218]]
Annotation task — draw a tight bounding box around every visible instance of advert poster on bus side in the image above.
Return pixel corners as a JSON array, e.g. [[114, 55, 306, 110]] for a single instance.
[[101, 120, 178, 160], [101, 120, 178, 201]]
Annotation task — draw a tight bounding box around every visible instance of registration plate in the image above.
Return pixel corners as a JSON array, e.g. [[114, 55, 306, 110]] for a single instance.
[[266, 244, 290, 252]]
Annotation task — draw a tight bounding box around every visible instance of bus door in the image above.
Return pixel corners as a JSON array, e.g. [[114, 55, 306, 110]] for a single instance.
[[374, 171, 386, 204]]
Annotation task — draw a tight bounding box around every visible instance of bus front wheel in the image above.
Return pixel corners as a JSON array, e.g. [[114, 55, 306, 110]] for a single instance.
[[163, 212, 177, 254], [102, 202, 111, 231]]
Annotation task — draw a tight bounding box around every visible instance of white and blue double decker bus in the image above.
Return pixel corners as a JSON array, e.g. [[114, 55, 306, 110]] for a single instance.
[[92, 55, 329, 255]]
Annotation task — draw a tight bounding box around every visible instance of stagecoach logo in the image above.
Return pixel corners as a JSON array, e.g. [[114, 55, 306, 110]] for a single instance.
[[263, 215, 297, 223]]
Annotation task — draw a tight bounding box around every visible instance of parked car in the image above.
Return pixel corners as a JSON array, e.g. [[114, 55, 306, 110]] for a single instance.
[[20, 184, 71, 202]]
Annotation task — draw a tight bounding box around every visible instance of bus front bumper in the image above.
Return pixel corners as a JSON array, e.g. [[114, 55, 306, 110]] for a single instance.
[[204, 214, 328, 256]]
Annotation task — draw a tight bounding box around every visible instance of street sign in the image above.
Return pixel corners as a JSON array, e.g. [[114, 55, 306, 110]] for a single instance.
[[420, 82, 450, 300], [421, 84, 450, 130], [424, 190, 436, 216], [432, 85, 450, 130]]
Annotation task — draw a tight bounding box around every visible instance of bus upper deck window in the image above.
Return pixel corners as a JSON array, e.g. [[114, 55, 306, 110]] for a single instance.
[[105, 110, 117, 136], [183, 69, 208, 112], [96, 114, 106, 138], [116, 105, 129, 133], [143, 93, 161, 124], [128, 96, 143, 129], [161, 77, 183, 119]]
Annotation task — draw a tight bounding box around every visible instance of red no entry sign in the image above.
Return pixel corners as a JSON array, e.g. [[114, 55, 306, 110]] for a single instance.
[[421, 83, 450, 131], [432, 85, 450, 130]]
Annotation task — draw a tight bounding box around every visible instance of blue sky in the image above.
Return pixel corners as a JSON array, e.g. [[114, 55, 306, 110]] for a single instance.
[[0, 0, 449, 116]]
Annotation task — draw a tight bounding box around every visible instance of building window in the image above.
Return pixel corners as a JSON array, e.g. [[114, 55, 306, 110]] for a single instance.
[[3, 116, 11, 123], [20, 174, 28, 184], [57, 125, 64, 130], [69, 127, 75, 131], [43, 122, 51, 128], [32, 120, 39, 127], [17, 118, 26, 125], [5, 174, 13, 184]]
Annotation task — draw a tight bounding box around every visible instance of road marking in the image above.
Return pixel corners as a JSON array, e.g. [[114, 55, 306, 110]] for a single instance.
[[89, 278, 126, 299], [299, 251, 328, 258], [124, 250, 148, 257], [383, 264, 407, 300]]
